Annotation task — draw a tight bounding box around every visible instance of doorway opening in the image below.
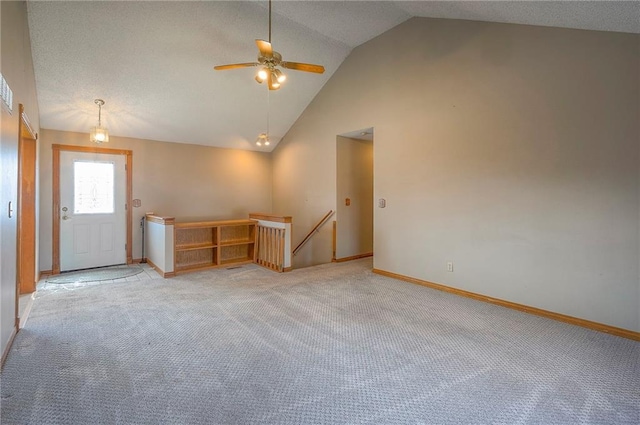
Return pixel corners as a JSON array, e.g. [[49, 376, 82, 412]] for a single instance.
[[334, 128, 374, 262], [52, 144, 133, 274]]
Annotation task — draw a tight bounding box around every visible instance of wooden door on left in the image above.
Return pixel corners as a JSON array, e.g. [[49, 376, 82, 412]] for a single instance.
[[17, 111, 37, 294]]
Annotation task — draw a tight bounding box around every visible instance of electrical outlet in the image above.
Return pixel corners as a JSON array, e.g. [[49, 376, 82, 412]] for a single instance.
[[447, 262, 453, 272]]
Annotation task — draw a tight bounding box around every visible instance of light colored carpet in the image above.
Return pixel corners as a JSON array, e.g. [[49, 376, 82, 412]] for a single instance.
[[45, 265, 143, 284], [1, 259, 638, 424]]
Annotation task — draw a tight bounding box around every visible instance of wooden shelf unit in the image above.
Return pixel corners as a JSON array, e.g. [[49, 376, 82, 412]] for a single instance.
[[173, 219, 255, 274], [219, 222, 255, 265]]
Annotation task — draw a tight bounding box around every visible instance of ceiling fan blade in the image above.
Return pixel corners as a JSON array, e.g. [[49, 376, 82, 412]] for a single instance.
[[281, 61, 325, 74], [214, 62, 259, 71], [256, 39, 273, 58]]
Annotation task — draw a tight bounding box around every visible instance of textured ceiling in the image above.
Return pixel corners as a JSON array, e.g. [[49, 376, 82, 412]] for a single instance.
[[27, 1, 639, 152]]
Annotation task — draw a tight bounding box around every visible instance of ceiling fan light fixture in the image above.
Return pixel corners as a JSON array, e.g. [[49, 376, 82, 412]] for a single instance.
[[213, 0, 324, 89], [89, 99, 109, 144], [256, 132, 270, 146]]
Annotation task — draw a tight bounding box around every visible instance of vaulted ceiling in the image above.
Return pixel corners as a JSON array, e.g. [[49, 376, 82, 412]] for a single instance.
[[27, 1, 639, 152]]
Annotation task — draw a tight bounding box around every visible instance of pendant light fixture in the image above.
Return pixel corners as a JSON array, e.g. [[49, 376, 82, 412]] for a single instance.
[[90, 99, 109, 143]]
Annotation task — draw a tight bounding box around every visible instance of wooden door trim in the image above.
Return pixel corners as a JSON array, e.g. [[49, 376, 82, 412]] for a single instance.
[[19, 104, 36, 139], [52, 144, 133, 274]]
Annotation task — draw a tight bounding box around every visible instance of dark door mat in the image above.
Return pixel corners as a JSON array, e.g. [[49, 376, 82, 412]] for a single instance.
[[45, 266, 143, 284]]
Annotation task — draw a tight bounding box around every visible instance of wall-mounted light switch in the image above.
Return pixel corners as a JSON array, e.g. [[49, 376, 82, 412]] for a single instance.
[[378, 198, 386, 208], [345, 198, 351, 206]]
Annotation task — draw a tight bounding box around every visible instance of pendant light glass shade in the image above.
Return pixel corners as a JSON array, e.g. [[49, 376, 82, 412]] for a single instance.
[[256, 67, 269, 83], [90, 126, 109, 143], [273, 68, 286, 83], [90, 99, 109, 143]]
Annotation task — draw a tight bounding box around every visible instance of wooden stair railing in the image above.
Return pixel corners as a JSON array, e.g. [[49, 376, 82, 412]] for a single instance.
[[293, 210, 335, 256], [255, 224, 286, 272]]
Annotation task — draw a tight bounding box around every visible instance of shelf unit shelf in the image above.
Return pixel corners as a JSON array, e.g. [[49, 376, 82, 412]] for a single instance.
[[176, 263, 219, 273], [173, 219, 256, 275], [220, 257, 253, 266], [176, 243, 217, 251], [220, 239, 255, 247]]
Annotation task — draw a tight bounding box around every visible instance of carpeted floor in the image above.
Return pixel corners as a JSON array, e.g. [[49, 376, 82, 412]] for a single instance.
[[1, 259, 638, 424]]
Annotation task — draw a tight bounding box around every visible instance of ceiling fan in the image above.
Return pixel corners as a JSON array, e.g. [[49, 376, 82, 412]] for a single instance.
[[214, 0, 325, 90]]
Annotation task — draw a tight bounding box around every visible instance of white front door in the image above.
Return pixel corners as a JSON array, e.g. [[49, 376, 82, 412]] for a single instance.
[[59, 151, 127, 271]]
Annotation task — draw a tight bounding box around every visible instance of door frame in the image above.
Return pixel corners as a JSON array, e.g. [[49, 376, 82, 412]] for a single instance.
[[52, 144, 133, 274], [17, 104, 38, 294], [334, 132, 374, 262]]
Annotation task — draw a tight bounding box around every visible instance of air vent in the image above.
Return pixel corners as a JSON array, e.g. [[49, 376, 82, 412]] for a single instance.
[[1, 73, 14, 114]]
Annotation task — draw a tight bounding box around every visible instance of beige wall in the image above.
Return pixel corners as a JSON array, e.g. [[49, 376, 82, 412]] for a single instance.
[[272, 18, 640, 332], [336, 136, 373, 259], [1, 1, 40, 356], [39, 130, 272, 270]]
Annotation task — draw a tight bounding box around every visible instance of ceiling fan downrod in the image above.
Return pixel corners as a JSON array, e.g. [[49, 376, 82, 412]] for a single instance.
[[268, 0, 272, 43]]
